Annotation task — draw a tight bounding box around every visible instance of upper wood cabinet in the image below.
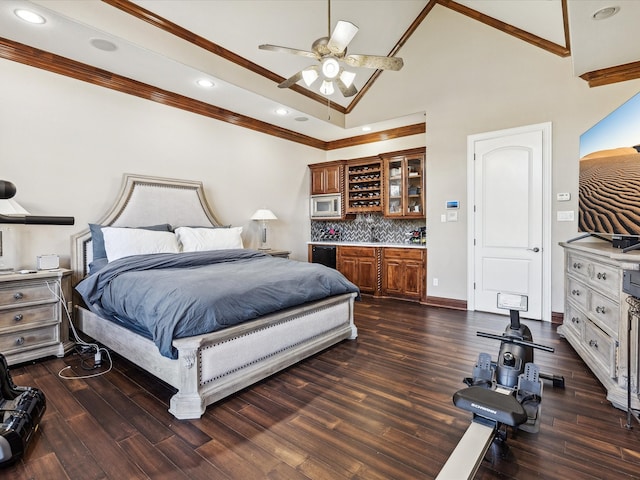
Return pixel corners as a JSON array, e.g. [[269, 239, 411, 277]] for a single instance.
[[345, 157, 383, 214], [310, 161, 343, 195], [382, 148, 425, 218]]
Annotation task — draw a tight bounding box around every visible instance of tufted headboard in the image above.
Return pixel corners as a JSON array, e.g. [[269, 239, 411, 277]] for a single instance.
[[70, 173, 223, 286]]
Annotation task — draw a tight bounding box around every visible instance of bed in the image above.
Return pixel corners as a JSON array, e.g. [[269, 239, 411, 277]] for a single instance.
[[70, 174, 358, 419]]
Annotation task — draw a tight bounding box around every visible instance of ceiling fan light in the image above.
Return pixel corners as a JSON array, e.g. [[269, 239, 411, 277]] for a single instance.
[[340, 70, 356, 88], [321, 57, 340, 79], [302, 69, 319, 87], [319, 80, 334, 96]]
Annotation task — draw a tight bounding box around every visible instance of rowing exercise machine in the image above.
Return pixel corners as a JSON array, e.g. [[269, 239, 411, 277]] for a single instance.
[[436, 294, 565, 479]]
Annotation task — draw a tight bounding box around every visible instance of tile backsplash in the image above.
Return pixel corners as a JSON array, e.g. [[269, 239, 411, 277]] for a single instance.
[[311, 213, 426, 244]]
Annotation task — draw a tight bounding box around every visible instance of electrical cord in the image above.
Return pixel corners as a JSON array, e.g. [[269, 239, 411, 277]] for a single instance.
[[46, 280, 113, 379]]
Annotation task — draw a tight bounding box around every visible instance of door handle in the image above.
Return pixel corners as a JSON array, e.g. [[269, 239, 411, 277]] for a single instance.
[[527, 247, 540, 252]]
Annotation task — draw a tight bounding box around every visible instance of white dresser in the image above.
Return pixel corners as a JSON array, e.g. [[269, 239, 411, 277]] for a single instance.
[[0, 269, 74, 365], [560, 241, 640, 410]]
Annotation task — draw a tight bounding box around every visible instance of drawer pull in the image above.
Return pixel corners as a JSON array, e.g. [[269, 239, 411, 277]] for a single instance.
[[596, 272, 607, 281], [571, 289, 581, 296], [571, 316, 580, 324], [573, 262, 582, 269], [13, 292, 24, 300], [595, 306, 606, 314], [14, 314, 23, 322], [589, 339, 598, 349], [15, 336, 25, 346]]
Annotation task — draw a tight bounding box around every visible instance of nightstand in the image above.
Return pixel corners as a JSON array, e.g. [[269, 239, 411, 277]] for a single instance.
[[0, 269, 74, 365], [262, 249, 291, 259]]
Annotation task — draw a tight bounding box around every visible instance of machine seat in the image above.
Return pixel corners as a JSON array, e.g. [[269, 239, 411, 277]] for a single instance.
[[453, 386, 527, 427]]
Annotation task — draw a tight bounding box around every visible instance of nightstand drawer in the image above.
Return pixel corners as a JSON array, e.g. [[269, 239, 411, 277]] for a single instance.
[[0, 325, 58, 354], [588, 290, 619, 338], [566, 277, 588, 310], [0, 282, 58, 307], [0, 304, 57, 331]]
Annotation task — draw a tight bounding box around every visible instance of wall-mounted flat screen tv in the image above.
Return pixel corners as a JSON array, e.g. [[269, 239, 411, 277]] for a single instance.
[[579, 91, 640, 244]]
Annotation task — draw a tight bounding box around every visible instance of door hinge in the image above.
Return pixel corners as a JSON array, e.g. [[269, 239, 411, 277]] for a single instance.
[[473, 282, 476, 290]]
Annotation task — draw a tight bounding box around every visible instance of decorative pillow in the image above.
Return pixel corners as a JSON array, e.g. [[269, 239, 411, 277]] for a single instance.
[[102, 227, 180, 262], [175, 226, 243, 252], [89, 223, 172, 265]]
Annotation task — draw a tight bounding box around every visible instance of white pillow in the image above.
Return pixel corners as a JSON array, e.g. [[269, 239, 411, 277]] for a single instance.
[[102, 227, 180, 262], [175, 226, 243, 252]]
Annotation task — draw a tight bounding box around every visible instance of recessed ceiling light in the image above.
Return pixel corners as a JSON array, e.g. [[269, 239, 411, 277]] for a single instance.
[[295, 116, 309, 122], [14, 9, 46, 24], [592, 6, 620, 20], [362, 126, 372, 132], [196, 79, 215, 88], [90, 38, 118, 52], [275, 107, 289, 116]]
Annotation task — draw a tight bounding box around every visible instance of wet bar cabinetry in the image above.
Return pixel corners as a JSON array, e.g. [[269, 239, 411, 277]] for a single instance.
[[310, 244, 426, 303], [345, 158, 382, 214], [382, 149, 425, 218], [310, 161, 344, 195]]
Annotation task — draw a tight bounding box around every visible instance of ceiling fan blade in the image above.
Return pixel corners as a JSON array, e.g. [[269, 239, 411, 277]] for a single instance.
[[327, 20, 358, 55], [337, 78, 358, 97], [259, 44, 318, 59], [343, 54, 404, 71], [278, 71, 304, 89]]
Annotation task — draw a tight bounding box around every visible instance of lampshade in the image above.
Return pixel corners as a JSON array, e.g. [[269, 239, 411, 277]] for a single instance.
[[251, 209, 277, 221], [0, 199, 30, 215], [319, 80, 334, 96]]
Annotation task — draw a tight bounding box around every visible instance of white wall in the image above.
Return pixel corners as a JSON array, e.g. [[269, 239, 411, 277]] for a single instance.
[[345, 5, 640, 313], [0, 59, 324, 268], [3, 3, 640, 315]]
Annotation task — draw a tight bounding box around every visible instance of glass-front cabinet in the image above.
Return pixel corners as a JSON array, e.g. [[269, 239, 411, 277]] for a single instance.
[[383, 149, 425, 218]]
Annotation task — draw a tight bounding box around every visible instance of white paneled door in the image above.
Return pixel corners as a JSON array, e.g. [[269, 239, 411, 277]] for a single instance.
[[467, 123, 551, 321]]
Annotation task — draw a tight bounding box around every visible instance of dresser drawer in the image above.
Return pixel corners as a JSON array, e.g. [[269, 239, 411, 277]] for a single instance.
[[587, 261, 620, 301], [588, 290, 619, 338], [566, 277, 588, 310], [567, 252, 589, 280], [0, 304, 57, 332], [564, 303, 585, 338], [584, 320, 617, 378], [0, 281, 58, 307], [0, 325, 58, 354]]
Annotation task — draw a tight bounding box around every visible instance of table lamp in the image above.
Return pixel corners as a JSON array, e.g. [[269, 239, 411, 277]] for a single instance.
[[251, 209, 277, 250]]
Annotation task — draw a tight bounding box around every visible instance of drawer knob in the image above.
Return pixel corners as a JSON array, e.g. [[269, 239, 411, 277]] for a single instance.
[[571, 316, 580, 324], [595, 306, 606, 314], [15, 336, 25, 346], [14, 314, 23, 322], [571, 289, 581, 296], [597, 272, 607, 281], [589, 339, 598, 349], [573, 262, 582, 269], [13, 292, 24, 300]]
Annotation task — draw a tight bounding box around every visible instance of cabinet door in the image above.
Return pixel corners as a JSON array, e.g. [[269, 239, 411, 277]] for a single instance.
[[324, 164, 342, 194], [311, 168, 326, 195], [403, 260, 424, 297], [382, 258, 404, 295], [339, 257, 358, 286], [384, 157, 404, 217], [383, 152, 425, 218], [357, 257, 378, 293]]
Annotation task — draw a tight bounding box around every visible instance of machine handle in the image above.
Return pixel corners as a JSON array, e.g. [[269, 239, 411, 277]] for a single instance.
[[476, 331, 555, 353]]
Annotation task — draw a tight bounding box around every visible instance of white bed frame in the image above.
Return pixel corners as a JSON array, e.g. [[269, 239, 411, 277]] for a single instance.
[[70, 174, 357, 419]]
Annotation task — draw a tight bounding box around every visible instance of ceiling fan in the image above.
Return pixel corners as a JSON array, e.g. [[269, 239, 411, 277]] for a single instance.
[[258, 2, 403, 97]]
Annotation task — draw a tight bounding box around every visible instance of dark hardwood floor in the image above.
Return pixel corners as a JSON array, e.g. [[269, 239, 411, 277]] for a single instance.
[[4, 296, 640, 479]]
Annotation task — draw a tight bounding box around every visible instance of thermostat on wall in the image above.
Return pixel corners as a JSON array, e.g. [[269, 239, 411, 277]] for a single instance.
[[446, 200, 459, 209], [37, 254, 59, 270]]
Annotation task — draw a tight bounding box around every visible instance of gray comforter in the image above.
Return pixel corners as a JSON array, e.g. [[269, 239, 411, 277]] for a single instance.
[[75, 249, 359, 358]]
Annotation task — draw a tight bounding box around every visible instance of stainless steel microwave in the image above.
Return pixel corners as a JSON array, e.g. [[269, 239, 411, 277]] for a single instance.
[[310, 194, 342, 219]]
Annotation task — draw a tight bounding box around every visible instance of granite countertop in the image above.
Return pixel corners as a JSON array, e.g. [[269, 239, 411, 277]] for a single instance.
[[308, 241, 426, 249]]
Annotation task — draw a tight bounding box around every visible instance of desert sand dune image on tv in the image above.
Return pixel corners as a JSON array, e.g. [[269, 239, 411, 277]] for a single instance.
[[579, 91, 640, 237]]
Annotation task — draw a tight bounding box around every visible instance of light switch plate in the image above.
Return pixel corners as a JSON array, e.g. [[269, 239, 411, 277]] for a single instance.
[[557, 210, 574, 221], [557, 192, 571, 201]]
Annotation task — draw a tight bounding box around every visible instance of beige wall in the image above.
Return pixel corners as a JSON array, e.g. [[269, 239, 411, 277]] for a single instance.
[[0, 59, 324, 267], [2, 3, 640, 315]]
